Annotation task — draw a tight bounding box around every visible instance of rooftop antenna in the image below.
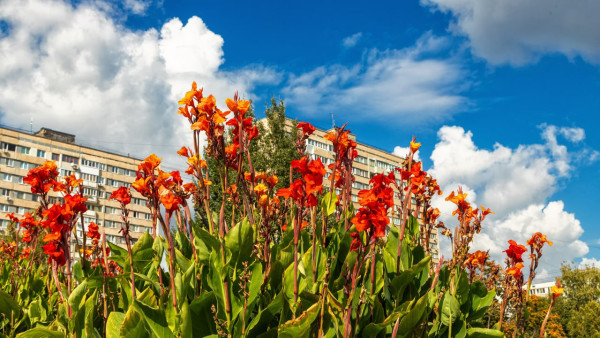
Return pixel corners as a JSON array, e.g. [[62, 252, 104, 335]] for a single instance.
[[331, 112, 335, 129], [30, 115, 33, 133]]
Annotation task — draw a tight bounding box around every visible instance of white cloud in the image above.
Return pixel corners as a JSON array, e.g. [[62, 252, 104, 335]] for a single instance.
[[282, 34, 467, 124], [421, 0, 600, 65], [392, 146, 420, 162], [342, 32, 362, 48], [123, 0, 151, 15], [579, 257, 600, 269], [0, 0, 278, 173], [429, 124, 595, 278]]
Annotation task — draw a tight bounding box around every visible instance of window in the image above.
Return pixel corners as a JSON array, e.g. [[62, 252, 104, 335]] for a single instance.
[[18, 176, 24, 184], [52, 153, 60, 161], [62, 155, 79, 164], [61, 169, 73, 177], [17, 146, 30, 155], [2, 158, 15, 167], [2, 174, 12, 182], [352, 167, 368, 178], [0, 189, 8, 196], [307, 139, 333, 152], [83, 188, 98, 197], [97, 177, 105, 184], [355, 156, 367, 164], [82, 159, 104, 170], [37, 150, 46, 158], [19, 161, 28, 169], [1, 142, 16, 152], [351, 195, 358, 202], [80, 173, 97, 182]]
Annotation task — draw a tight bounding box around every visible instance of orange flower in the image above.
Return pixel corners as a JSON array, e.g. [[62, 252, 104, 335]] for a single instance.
[[139, 154, 161, 176], [161, 192, 183, 213], [20, 247, 31, 259], [504, 240, 528, 263], [254, 183, 268, 196], [551, 282, 563, 299], [266, 175, 278, 188], [297, 122, 316, 136], [506, 262, 525, 278], [43, 232, 62, 242], [410, 141, 421, 153], [177, 146, 190, 158], [527, 232, 553, 247], [110, 186, 131, 205]]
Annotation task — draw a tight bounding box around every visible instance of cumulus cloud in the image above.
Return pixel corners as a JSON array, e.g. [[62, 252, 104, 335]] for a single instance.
[[579, 257, 600, 269], [282, 34, 467, 124], [0, 0, 278, 172], [392, 146, 420, 162], [342, 32, 362, 49], [421, 0, 600, 65], [428, 124, 595, 279]]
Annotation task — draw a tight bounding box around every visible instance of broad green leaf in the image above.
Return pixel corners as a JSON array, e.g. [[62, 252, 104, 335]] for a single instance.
[[361, 311, 401, 337], [27, 298, 46, 323], [120, 305, 147, 337], [466, 327, 505, 337], [105, 312, 125, 338], [0, 289, 20, 319], [16, 327, 64, 338], [224, 218, 254, 271], [279, 302, 321, 337], [84, 291, 98, 338], [441, 293, 461, 326], [136, 287, 158, 307], [179, 300, 193, 337], [389, 255, 431, 300], [397, 291, 430, 335], [320, 191, 337, 216], [132, 231, 153, 256], [189, 292, 218, 337], [455, 270, 470, 305], [132, 300, 174, 338], [68, 280, 88, 316]]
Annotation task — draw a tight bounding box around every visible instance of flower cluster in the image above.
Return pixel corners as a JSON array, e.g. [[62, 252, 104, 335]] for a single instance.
[[277, 156, 326, 208], [350, 172, 395, 249]]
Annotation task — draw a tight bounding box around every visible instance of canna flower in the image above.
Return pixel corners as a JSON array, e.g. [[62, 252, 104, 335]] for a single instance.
[[506, 262, 525, 278], [410, 141, 421, 153], [110, 186, 132, 205], [527, 232, 553, 247], [254, 183, 268, 196], [551, 281, 563, 299], [504, 240, 528, 263], [297, 122, 316, 136]]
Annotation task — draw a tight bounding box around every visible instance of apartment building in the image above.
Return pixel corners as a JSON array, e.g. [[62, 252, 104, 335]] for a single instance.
[[266, 118, 440, 262], [0, 125, 153, 251]]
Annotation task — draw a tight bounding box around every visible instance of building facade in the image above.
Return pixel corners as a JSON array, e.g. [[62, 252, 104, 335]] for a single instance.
[[0, 126, 152, 250], [270, 118, 441, 262]]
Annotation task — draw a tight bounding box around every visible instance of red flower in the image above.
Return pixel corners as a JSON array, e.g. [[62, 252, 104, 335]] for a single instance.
[[297, 122, 316, 136], [43, 241, 66, 266], [504, 240, 527, 263], [110, 186, 131, 205]]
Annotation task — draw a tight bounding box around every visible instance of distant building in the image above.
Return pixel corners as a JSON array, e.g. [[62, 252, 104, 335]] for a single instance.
[[0, 125, 153, 252], [263, 118, 441, 262], [526, 281, 556, 297]]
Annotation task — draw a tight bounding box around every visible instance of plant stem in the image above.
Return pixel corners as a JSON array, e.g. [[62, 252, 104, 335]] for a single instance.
[[540, 298, 555, 337]]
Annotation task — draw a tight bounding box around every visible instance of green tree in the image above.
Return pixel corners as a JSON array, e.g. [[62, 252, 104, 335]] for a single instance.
[[554, 264, 600, 336], [566, 301, 600, 337], [251, 98, 301, 190]]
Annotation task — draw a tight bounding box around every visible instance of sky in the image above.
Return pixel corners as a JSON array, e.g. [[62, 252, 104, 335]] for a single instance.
[[1, 0, 599, 280]]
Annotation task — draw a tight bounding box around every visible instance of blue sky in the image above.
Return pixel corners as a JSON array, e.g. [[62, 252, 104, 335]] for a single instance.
[[1, 0, 599, 278]]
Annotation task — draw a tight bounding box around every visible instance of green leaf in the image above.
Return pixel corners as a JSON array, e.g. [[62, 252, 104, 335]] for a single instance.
[[397, 291, 430, 334], [68, 280, 88, 316], [120, 305, 147, 337], [136, 287, 158, 307], [16, 327, 64, 338], [441, 293, 461, 326], [72, 261, 84, 283], [84, 291, 98, 338], [27, 298, 46, 323], [105, 312, 125, 338], [279, 302, 321, 337], [455, 270, 470, 305], [320, 191, 337, 216], [389, 255, 431, 299], [132, 231, 154, 256], [361, 311, 401, 337], [466, 327, 504, 337], [189, 292, 218, 337], [224, 218, 254, 271], [0, 289, 20, 319], [132, 300, 175, 338], [179, 300, 193, 337]]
